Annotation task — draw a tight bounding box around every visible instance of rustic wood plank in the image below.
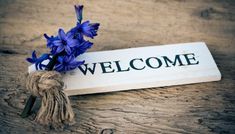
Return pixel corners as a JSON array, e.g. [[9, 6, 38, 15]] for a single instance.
[[0, 0, 234, 133]]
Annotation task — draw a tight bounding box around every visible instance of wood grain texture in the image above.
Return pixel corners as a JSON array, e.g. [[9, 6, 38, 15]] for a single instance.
[[0, 0, 234, 133]]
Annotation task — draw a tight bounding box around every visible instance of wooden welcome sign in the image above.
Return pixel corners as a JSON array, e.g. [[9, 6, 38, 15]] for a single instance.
[[29, 42, 221, 96]]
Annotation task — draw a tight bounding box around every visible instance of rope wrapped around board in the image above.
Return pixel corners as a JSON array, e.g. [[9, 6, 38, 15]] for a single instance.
[[26, 71, 74, 127]]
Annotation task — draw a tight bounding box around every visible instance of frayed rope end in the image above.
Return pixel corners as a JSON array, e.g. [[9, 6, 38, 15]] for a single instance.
[[26, 71, 75, 128]]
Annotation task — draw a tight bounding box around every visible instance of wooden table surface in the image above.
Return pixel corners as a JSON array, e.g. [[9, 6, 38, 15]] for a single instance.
[[0, 0, 234, 133]]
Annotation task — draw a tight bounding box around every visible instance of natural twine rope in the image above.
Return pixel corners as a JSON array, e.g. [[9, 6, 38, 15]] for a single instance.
[[26, 71, 75, 127]]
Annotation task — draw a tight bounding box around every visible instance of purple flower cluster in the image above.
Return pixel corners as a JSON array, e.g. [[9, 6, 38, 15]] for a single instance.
[[26, 5, 99, 72]]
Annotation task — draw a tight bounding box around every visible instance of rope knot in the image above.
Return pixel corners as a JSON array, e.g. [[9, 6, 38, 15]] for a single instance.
[[26, 71, 63, 96], [26, 71, 75, 127]]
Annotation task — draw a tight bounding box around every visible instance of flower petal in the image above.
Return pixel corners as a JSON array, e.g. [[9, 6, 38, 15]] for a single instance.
[[65, 46, 72, 54], [70, 60, 84, 68], [26, 58, 34, 63], [66, 30, 74, 39], [53, 40, 62, 46], [54, 64, 64, 72], [80, 21, 100, 38], [58, 29, 66, 40], [35, 63, 39, 70], [32, 50, 37, 59], [67, 39, 78, 47], [57, 56, 64, 63], [44, 34, 50, 40], [56, 45, 65, 53]]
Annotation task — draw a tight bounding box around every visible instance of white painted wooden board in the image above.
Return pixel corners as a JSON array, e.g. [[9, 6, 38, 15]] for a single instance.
[[29, 42, 221, 96]]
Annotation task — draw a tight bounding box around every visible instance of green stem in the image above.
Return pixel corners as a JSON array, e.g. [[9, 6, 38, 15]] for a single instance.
[[20, 95, 37, 118]]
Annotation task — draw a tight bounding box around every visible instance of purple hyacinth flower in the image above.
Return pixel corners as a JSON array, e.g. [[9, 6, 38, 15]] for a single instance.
[[26, 50, 51, 70], [76, 21, 100, 39], [44, 34, 58, 48], [73, 40, 93, 57], [26, 50, 37, 63], [75, 5, 83, 23], [26, 5, 99, 73], [53, 29, 79, 54], [54, 55, 84, 72]]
